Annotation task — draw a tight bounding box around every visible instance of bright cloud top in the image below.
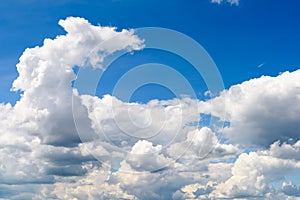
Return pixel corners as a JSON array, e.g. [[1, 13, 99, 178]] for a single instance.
[[0, 17, 299, 200]]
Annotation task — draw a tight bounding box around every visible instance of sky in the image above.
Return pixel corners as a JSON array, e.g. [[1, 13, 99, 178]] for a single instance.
[[0, 0, 300, 199]]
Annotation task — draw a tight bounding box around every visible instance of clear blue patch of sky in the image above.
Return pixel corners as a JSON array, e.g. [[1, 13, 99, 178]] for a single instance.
[[95, 49, 208, 102]]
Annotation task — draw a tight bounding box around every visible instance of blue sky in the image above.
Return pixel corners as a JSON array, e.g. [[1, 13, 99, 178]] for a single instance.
[[1, 0, 300, 199], [1, 0, 300, 103]]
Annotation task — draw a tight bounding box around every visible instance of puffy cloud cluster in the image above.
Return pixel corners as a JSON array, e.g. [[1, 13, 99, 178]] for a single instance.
[[200, 70, 300, 147], [0, 16, 299, 199], [211, 151, 300, 198], [80, 94, 200, 147], [176, 142, 300, 199], [40, 166, 138, 200], [12, 16, 143, 146], [0, 16, 145, 199]]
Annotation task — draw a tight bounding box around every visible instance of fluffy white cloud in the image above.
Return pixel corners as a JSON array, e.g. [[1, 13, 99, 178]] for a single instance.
[[210, 145, 300, 199], [0, 16, 144, 199], [167, 127, 239, 171], [267, 140, 300, 160], [200, 70, 300, 147], [36, 165, 138, 200], [80, 94, 200, 145], [11, 16, 144, 146], [113, 161, 193, 200], [0, 16, 299, 200], [106, 128, 239, 199], [124, 140, 172, 172], [77, 93, 202, 167], [173, 182, 215, 199]]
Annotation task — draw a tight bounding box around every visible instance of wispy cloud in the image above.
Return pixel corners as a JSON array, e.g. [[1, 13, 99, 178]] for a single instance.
[[257, 62, 265, 68], [211, 0, 239, 6]]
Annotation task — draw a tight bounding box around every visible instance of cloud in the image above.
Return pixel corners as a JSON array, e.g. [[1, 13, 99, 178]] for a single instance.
[[173, 182, 215, 199], [267, 140, 300, 160], [124, 140, 172, 172], [211, 0, 239, 6], [102, 128, 238, 199], [200, 70, 300, 147], [0, 16, 144, 198], [38, 165, 138, 200], [167, 127, 239, 171], [210, 145, 300, 199], [80, 94, 200, 146], [169, 141, 300, 199], [113, 162, 193, 200], [0, 16, 299, 199], [11, 16, 144, 147], [281, 181, 300, 197]]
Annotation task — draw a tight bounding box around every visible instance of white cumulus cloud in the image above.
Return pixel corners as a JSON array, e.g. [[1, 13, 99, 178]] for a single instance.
[[0, 16, 299, 200], [200, 70, 300, 147]]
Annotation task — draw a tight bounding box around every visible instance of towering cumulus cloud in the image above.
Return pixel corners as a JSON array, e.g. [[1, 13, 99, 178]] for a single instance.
[[0, 17, 299, 199], [12, 16, 144, 146]]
